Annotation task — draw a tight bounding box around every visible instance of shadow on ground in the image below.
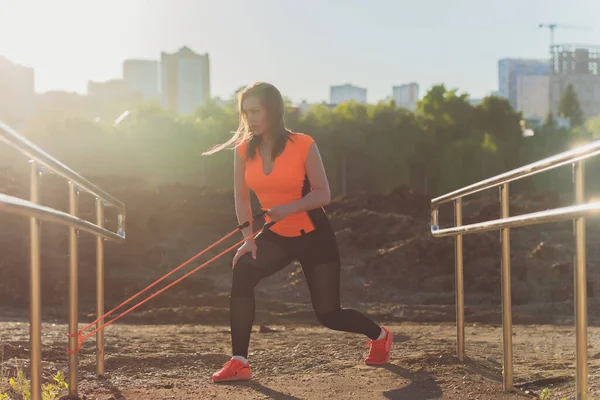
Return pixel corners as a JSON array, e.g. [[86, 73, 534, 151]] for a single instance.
[[379, 363, 442, 400], [219, 381, 304, 400]]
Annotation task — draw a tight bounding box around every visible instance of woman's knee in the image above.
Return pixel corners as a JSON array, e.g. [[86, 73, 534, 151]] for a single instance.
[[231, 255, 260, 297], [315, 308, 343, 330]]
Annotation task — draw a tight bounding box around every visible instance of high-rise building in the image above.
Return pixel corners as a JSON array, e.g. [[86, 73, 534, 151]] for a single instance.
[[550, 74, 600, 121], [552, 44, 600, 76], [549, 45, 600, 121], [392, 83, 419, 110], [330, 83, 367, 105], [87, 79, 132, 101], [0, 56, 34, 129], [123, 59, 160, 100], [517, 75, 551, 119], [161, 47, 210, 114], [498, 58, 552, 110]]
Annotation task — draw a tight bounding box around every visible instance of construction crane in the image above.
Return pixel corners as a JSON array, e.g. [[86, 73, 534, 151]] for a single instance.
[[538, 23, 592, 48]]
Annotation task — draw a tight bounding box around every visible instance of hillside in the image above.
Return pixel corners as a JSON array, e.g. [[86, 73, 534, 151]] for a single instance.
[[1, 172, 598, 327]]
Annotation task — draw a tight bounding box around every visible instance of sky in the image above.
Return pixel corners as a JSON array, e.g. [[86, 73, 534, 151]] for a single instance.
[[1, 0, 599, 104]]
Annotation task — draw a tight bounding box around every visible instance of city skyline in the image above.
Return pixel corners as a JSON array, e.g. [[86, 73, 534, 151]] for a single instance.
[[0, 49, 559, 107], [0, 46, 428, 106], [1, 0, 599, 104]]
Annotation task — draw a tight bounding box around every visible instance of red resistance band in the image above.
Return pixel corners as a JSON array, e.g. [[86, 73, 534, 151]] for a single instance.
[[66, 211, 273, 354]]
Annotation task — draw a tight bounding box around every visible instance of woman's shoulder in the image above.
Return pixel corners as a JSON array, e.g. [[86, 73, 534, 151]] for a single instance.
[[288, 132, 315, 161], [235, 140, 249, 159], [289, 132, 315, 148]]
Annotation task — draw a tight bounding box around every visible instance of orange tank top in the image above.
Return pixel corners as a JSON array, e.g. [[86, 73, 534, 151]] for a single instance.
[[238, 132, 316, 237]]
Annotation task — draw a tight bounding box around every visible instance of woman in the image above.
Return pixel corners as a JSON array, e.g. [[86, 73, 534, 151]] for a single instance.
[[203, 82, 392, 383]]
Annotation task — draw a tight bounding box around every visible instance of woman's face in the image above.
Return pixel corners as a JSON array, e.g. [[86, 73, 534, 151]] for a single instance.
[[242, 96, 268, 136]]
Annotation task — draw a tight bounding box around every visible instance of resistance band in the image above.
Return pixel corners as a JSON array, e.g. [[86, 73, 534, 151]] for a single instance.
[[67, 211, 273, 353]]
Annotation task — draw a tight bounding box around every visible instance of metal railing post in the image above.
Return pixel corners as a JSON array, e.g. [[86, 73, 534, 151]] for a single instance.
[[429, 140, 600, 398], [96, 198, 105, 377], [118, 210, 126, 239], [68, 182, 79, 396], [0, 120, 126, 395], [454, 198, 465, 362], [573, 160, 588, 400], [500, 183, 513, 391], [29, 161, 42, 400]]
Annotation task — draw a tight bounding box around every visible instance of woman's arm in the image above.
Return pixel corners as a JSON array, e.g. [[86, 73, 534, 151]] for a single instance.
[[234, 148, 254, 240], [287, 142, 331, 213]]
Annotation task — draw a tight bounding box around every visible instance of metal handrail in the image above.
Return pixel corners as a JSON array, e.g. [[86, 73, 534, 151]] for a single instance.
[[0, 120, 126, 400], [430, 138, 600, 206], [0, 193, 124, 241], [432, 201, 600, 237], [0, 120, 126, 212], [429, 141, 595, 400]]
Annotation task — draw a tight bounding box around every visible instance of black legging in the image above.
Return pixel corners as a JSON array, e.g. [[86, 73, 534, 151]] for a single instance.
[[230, 222, 382, 358]]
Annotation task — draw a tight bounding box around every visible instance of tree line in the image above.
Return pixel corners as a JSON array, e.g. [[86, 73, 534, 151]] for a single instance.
[[11, 83, 600, 198]]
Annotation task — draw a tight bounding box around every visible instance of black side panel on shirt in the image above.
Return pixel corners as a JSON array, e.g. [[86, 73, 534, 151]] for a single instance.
[[302, 173, 331, 233]]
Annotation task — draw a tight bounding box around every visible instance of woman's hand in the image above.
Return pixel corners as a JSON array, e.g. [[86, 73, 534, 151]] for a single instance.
[[266, 204, 295, 222], [232, 239, 257, 268]]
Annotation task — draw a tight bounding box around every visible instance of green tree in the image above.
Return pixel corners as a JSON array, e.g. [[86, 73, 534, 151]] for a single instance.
[[297, 101, 368, 196], [7, 81, 585, 199], [364, 101, 419, 192], [414, 84, 480, 193], [586, 114, 600, 139], [474, 95, 523, 172], [559, 83, 584, 127]]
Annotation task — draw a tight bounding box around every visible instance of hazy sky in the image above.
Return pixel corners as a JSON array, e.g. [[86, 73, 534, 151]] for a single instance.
[[1, 0, 599, 103]]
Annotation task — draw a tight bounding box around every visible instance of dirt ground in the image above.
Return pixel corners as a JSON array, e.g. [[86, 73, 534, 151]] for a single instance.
[[1, 319, 600, 400]]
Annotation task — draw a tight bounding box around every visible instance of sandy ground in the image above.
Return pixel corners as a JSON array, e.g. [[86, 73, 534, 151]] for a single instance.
[[2, 319, 600, 400]]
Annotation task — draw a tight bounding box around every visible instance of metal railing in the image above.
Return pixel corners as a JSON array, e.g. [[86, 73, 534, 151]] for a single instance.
[[0, 121, 126, 400], [430, 139, 600, 400]]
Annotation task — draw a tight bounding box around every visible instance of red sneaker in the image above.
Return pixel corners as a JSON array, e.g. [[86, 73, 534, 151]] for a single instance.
[[212, 358, 252, 383], [364, 326, 393, 365]]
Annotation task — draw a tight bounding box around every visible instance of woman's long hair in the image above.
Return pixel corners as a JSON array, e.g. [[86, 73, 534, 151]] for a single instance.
[[203, 82, 291, 160]]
